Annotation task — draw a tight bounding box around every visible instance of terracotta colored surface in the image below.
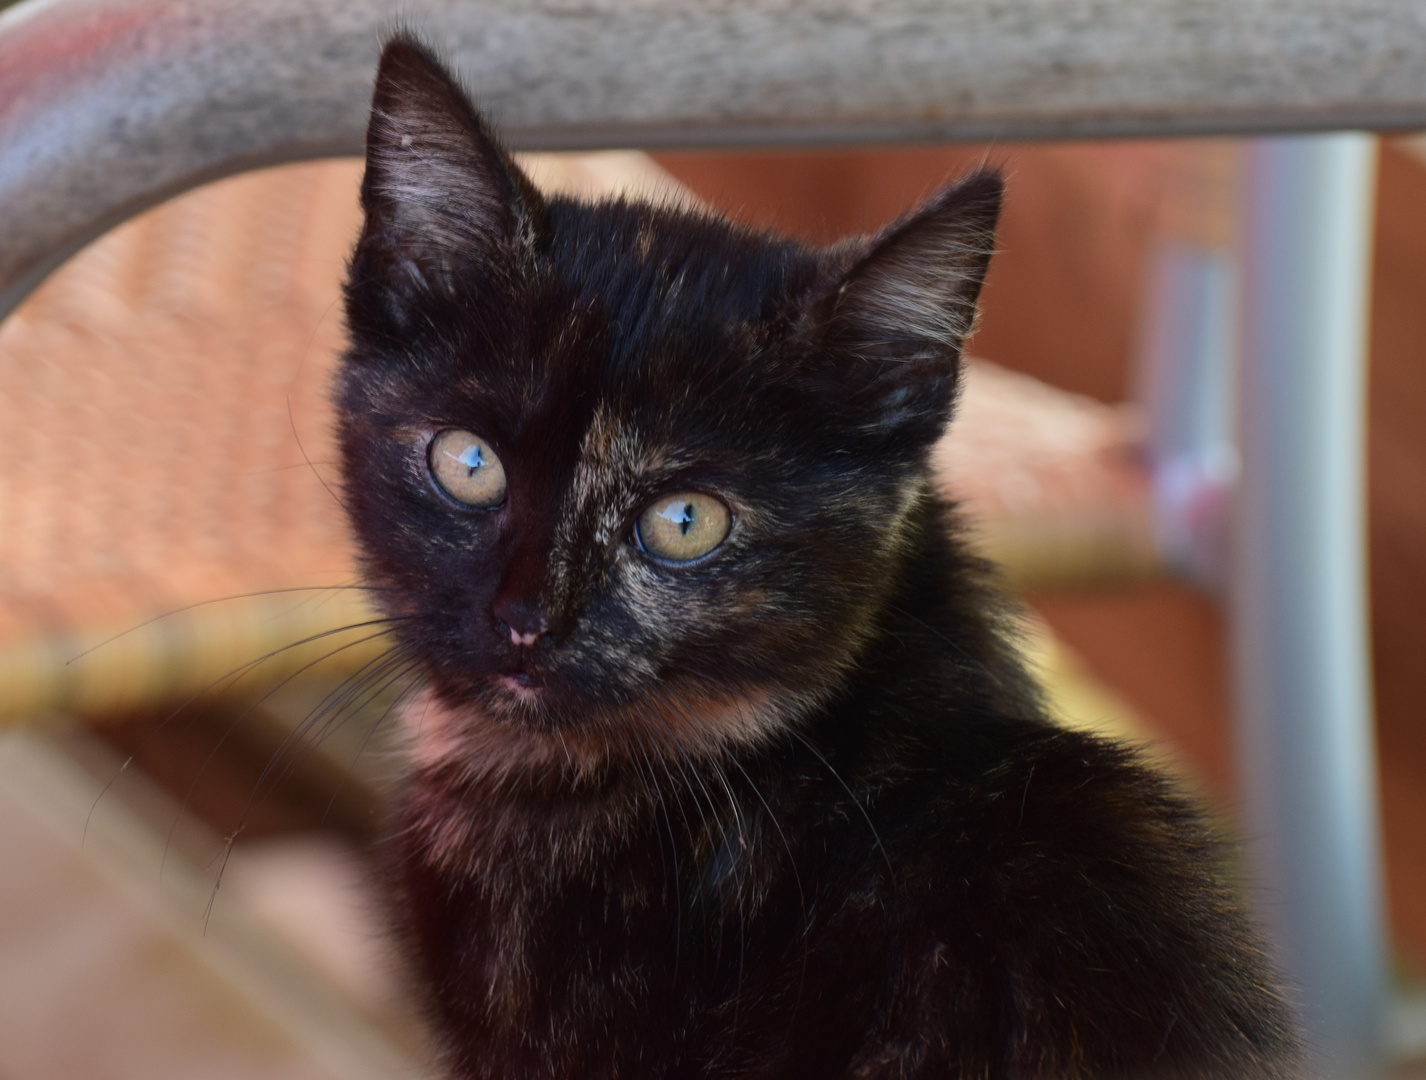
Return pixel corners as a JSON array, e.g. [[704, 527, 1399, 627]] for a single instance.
[[0, 158, 363, 641], [1367, 142, 1426, 977]]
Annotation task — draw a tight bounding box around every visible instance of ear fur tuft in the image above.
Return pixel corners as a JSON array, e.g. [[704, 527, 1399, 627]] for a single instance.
[[353, 36, 542, 311], [829, 169, 1001, 362], [807, 169, 1003, 450]]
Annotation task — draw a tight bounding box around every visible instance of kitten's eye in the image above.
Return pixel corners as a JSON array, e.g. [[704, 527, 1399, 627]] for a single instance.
[[636, 493, 731, 562], [429, 429, 507, 507]]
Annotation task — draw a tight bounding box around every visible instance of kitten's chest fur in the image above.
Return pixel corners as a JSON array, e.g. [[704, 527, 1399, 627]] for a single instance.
[[395, 704, 858, 1074]]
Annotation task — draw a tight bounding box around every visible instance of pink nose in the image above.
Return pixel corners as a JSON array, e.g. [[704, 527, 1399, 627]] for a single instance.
[[492, 594, 550, 646]]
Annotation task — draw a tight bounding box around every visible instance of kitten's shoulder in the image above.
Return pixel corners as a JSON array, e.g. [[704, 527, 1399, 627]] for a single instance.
[[908, 717, 1301, 1076], [913, 713, 1218, 915]]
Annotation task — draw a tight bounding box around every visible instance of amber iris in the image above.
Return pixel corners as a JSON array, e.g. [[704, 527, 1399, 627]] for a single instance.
[[636, 493, 731, 562], [429, 430, 507, 507]]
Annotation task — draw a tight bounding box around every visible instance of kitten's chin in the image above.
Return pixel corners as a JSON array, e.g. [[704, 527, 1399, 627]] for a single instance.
[[493, 673, 545, 705], [402, 680, 812, 784]]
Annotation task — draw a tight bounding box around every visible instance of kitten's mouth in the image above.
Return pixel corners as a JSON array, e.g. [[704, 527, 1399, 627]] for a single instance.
[[495, 670, 545, 703]]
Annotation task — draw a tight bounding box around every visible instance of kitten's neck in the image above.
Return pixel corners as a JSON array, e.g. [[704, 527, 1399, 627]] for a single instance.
[[830, 491, 1041, 728]]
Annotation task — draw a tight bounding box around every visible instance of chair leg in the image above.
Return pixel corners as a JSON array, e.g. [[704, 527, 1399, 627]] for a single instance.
[[1139, 235, 1239, 586], [1232, 132, 1388, 1079]]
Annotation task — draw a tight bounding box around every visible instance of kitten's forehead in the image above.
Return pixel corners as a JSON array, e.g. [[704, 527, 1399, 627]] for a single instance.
[[540, 199, 819, 378]]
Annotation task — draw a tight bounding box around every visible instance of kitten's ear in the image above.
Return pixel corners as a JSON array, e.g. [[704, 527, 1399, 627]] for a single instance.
[[806, 170, 1002, 449], [352, 36, 542, 313]]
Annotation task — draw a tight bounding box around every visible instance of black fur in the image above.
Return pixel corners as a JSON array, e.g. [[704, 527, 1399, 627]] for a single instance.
[[337, 37, 1299, 1080]]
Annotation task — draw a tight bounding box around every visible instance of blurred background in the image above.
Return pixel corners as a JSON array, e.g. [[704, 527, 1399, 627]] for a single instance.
[[0, 120, 1423, 1076]]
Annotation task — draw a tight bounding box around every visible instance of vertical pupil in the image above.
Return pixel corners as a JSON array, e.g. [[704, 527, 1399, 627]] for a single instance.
[[455, 445, 484, 475], [659, 501, 696, 536]]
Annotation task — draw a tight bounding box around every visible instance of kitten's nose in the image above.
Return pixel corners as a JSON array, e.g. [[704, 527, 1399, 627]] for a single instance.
[[492, 594, 552, 647]]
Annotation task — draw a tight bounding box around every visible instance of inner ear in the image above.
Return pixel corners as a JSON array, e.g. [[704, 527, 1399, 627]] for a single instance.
[[826, 169, 1001, 361], [355, 36, 544, 301], [802, 169, 1003, 447]]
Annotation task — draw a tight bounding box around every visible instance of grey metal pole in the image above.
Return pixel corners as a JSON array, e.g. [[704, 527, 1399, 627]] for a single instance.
[[1233, 133, 1387, 1078], [1139, 236, 1239, 586]]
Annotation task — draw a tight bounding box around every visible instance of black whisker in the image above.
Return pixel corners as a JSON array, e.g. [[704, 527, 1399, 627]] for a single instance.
[[65, 584, 410, 664], [140, 623, 409, 875], [287, 391, 352, 514], [243, 639, 420, 810]]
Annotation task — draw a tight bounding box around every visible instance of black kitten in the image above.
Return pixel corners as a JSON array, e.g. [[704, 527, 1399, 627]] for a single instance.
[[338, 37, 1298, 1080]]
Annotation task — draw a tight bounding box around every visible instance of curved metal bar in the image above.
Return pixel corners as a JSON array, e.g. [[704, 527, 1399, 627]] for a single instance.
[[5, 0, 1426, 318]]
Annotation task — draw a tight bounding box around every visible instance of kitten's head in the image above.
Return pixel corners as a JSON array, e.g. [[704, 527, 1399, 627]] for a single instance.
[[339, 38, 1001, 776]]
